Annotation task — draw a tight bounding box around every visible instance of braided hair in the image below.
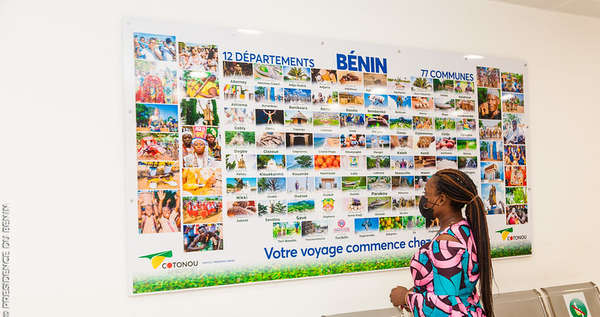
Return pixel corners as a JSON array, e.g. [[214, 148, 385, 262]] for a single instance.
[[433, 168, 494, 317]]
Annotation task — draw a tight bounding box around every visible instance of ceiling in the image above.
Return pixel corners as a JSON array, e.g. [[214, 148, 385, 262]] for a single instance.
[[491, 0, 600, 18]]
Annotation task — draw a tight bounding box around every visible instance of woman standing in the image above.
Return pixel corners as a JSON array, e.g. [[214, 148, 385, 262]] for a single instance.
[[390, 169, 494, 317]]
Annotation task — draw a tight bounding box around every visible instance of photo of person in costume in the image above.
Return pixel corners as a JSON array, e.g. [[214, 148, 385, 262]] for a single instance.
[[181, 167, 222, 196], [506, 205, 528, 225], [182, 196, 222, 224], [182, 126, 221, 163], [136, 133, 178, 161], [177, 42, 217, 71], [180, 98, 220, 126], [135, 60, 177, 104], [181, 70, 219, 99], [183, 138, 212, 168]]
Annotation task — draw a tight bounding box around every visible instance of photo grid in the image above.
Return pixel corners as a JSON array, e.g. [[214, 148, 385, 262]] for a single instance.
[[132, 32, 528, 252], [217, 56, 484, 242], [477, 66, 528, 226], [135, 33, 224, 252]]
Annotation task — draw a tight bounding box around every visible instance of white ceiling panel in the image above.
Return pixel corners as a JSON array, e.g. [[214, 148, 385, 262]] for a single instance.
[[558, 0, 600, 17], [495, 0, 572, 9], [491, 0, 600, 18]]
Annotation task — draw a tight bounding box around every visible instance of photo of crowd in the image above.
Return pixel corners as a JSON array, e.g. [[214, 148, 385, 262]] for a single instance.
[[178, 42, 217, 71], [137, 190, 181, 234], [134, 33, 176, 61], [184, 223, 223, 252]]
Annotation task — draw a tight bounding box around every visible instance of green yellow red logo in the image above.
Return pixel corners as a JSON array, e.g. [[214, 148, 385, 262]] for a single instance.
[[569, 298, 588, 317], [139, 250, 173, 269], [496, 228, 513, 241]]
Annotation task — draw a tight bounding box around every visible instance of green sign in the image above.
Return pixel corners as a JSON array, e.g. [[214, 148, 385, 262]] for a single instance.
[[569, 298, 588, 317]]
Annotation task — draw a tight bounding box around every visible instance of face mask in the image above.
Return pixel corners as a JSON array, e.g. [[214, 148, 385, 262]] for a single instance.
[[419, 196, 438, 220]]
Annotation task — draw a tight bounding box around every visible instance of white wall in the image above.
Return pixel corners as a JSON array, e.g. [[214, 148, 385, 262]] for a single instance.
[[1, 0, 599, 316]]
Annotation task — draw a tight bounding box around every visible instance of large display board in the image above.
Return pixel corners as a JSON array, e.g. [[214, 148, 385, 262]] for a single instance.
[[124, 19, 531, 295]]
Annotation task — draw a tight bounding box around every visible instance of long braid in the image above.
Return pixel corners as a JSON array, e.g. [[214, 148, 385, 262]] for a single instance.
[[434, 169, 494, 317]]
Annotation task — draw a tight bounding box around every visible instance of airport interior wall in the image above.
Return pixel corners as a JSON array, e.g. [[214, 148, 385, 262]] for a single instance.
[[1, 0, 599, 316]]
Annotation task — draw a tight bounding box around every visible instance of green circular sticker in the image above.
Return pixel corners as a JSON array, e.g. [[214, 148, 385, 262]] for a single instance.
[[569, 298, 588, 317]]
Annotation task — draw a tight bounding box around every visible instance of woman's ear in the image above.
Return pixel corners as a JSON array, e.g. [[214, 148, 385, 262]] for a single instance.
[[439, 192, 449, 206]]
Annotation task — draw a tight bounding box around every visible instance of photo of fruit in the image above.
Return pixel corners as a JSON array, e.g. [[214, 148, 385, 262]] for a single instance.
[[379, 217, 403, 231], [314, 155, 341, 170], [436, 137, 456, 152]]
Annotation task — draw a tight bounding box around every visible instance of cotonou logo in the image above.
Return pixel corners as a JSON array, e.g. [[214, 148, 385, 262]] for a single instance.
[[569, 298, 588, 317], [139, 250, 173, 269], [496, 228, 527, 241], [140, 250, 200, 270]]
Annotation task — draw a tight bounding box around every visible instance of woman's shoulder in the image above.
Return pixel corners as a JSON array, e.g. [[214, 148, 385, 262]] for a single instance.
[[446, 219, 472, 237], [431, 234, 466, 253], [433, 220, 472, 247]]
